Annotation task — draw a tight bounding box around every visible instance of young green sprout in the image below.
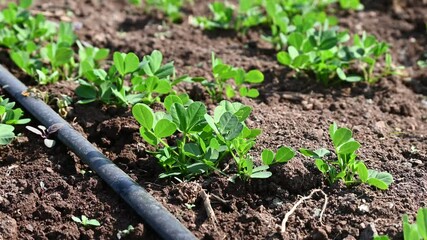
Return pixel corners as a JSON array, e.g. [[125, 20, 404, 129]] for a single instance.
[[71, 215, 101, 227], [300, 122, 393, 189]]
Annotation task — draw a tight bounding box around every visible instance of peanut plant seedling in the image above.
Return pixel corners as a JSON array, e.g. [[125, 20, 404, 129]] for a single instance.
[[71, 215, 101, 227], [0, 96, 31, 145], [117, 225, 135, 239], [277, 28, 395, 84], [133, 99, 294, 180], [190, 1, 266, 31], [300, 122, 393, 190], [193, 53, 264, 103], [76, 50, 180, 106], [191, 0, 361, 47]]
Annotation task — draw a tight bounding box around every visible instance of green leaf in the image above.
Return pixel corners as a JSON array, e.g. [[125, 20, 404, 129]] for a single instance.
[[403, 214, 419, 240], [0, 124, 15, 145], [218, 112, 243, 140], [54, 47, 74, 66], [139, 127, 158, 145], [261, 149, 274, 165], [319, 37, 338, 50], [336, 68, 347, 80], [245, 88, 259, 98], [186, 102, 207, 132], [357, 162, 369, 182], [288, 46, 299, 59], [164, 95, 182, 112], [337, 141, 360, 154], [417, 208, 427, 239], [251, 170, 272, 179], [314, 148, 330, 158], [71, 216, 82, 223], [76, 85, 97, 99], [315, 159, 328, 174], [10, 51, 28, 70], [132, 103, 154, 129], [204, 114, 220, 135], [292, 54, 309, 68], [345, 75, 363, 82], [209, 138, 220, 150], [245, 70, 264, 83], [275, 146, 295, 163], [299, 148, 317, 158], [226, 85, 235, 99], [149, 50, 163, 73], [288, 32, 304, 49], [367, 170, 393, 190], [154, 79, 172, 94], [154, 119, 176, 138], [171, 102, 207, 133], [58, 22, 75, 45], [94, 49, 110, 61], [113, 52, 125, 75], [124, 52, 139, 74], [277, 51, 291, 65], [86, 219, 100, 226], [329, 122, 338, 138], [331, 127, 353, 148], [184, 143, 202, 157]]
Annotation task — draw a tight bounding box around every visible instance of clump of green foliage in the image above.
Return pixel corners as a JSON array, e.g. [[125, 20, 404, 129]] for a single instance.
[[190, 0, 361, 34], [0, 96, 31, 145], [132, 99, 294, 180], [300, 122, 393, 190], [76, 50, 181, 106], [190, 1, 266, 31], [374, 207, 427, 240], [191, 0, 397, 85], [193, 53, 264, 103], [0, 0, 109, 84], [277, 29, 395, 84], [128, 0, 188, 23]]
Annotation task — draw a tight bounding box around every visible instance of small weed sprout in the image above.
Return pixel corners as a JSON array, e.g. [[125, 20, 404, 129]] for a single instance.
[[26, 123, 65, 148], [117, 225, 135, 239], [71, 215, 101, 227]]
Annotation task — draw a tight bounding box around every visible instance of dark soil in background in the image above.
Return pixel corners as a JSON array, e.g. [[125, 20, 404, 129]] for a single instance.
[[1, 0, 427, 239]]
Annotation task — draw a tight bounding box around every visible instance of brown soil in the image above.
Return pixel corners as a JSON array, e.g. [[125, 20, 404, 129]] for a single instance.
[[1, 0, 427, 239]]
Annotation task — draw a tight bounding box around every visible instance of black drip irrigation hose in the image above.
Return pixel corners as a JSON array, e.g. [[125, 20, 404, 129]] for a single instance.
[[0, 65, 197, 240]]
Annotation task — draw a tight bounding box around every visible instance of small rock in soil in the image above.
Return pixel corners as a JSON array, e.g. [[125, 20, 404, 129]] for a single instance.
[[358, 204, 370, 213], [0, 212, 18, 239]]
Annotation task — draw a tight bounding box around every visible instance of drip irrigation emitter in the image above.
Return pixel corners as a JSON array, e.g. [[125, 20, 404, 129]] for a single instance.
[[0, 65, 197, 240]]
